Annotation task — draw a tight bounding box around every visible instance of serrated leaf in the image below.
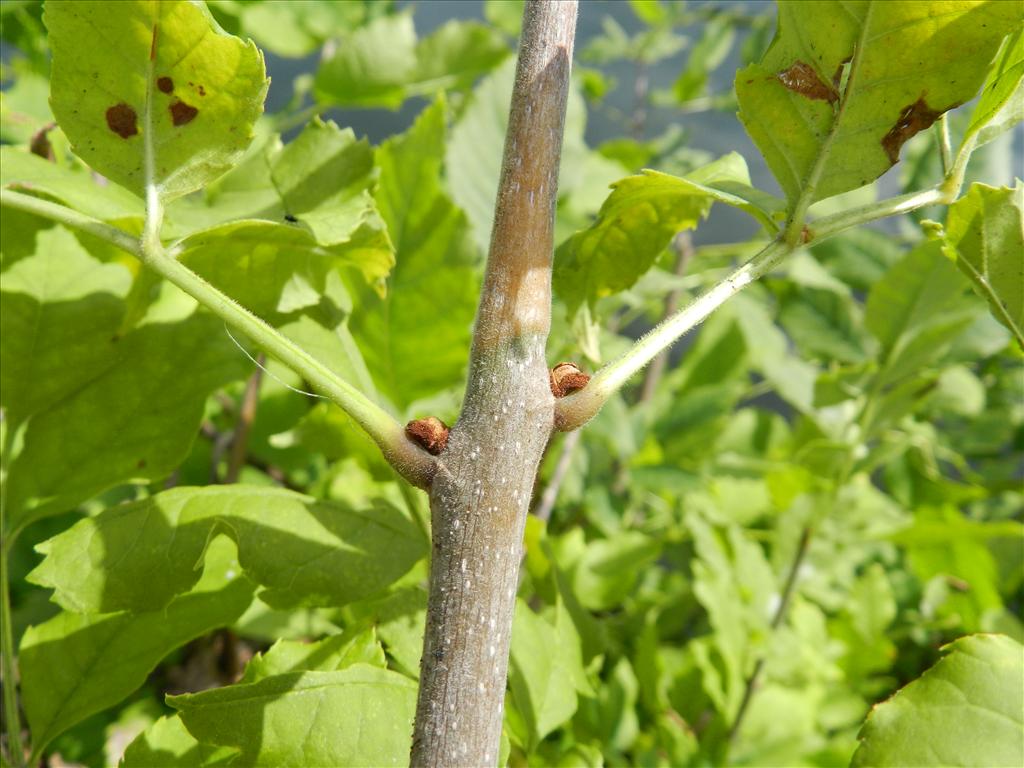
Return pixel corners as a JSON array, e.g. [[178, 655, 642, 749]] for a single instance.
[[122, 715, 238, 768], [852, 634, 1024, 767], [21, 536, 253, 761], [45, 0, 267, 201], [171, 119, 394, 289], [239, 627, 386, 684], [170, 665, 417, 767], [351, 99, 479, 410], [314, 13, 508, 109], [940, 182, 1024, 347], [29, 485, 426, 613], [737, 0, 1021, 204], [553, 153, 781, 313], [865, 240, 979, 389], [0, 228, 248, 532]]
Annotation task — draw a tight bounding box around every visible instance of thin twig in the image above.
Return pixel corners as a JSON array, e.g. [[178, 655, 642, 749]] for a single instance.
[[639, 232, 695, 403], [534, 430, 582, 523], [224, 357, 265, 484], [727, 525, 813, 748]]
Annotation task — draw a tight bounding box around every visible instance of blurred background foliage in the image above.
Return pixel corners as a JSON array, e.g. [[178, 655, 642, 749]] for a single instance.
[[1, 1, 1021, 766]]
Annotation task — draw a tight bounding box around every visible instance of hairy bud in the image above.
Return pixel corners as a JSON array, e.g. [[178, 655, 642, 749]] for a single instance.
[[405, 417, 450, 455], [549, 362, 590, 398]]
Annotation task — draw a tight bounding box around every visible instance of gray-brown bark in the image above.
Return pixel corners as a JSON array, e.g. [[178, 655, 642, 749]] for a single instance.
[[410, 2, 578, 765]]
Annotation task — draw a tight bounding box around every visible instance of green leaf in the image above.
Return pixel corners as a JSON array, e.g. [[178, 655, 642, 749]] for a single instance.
[[940, 182, 1024, 347], [965, 29, 1024, 148], [0, 147, 144, 223], [171, 119, 395, 288], [313, 13, 508, 109], [239, 627, 387, 684], [852, 634, 1024, 767], [29, 485, 427, 613], [736, 0, 1021, 204], [351, 99, 479, 410], [865, 240, 979, 389], [569, 532, 662, 612], [554, 153, 780, 313], [778, 286, 869, 363], [123, 715, 238, 768], [45, 0, 267, 201], [20, 536, 253, 761], [170, 665, 417, 767], [508, 599, 581, 749], [1, 228, 248, 531]]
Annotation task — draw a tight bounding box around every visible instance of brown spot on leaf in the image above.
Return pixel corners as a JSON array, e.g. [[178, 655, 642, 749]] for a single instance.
[[105, 103, 138, 138], [170, 100, 198, 126], [778, 60, 838, 104], [882, 97, 942, 164], [549, 362, 590, 398], [157, 76, 174, 93], [406, 417, 449, 455], [136, 458, 147, 469], [198, 85, 206, 96]]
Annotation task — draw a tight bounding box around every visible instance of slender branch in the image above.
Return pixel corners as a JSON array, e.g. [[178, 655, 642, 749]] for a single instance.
[[639, 232, 694, 403], [1, 536, 25, 768], [811, 186, 945, 241], [224, 358, 264, 484], [727, 525, 813, 749], [936, 114, 953, 177], [534, 429, 581, 523], [0, 189, 436, 489], [555, 238, 788, 431], [1, 190, 141, 256]]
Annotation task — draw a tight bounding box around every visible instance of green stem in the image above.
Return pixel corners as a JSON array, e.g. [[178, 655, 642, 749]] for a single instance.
[[0, 536, 25, 768], [1, 190, 141, 256], [0, 189, 436, 489], [555, 238, 789, 430], [936, 114, 953, 176]]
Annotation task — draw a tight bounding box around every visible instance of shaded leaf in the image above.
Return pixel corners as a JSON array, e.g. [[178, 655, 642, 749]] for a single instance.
[[1, 228, 248, 532], [940, 182, 1023, 346], [122, 715, 238, 768], [865, 241, 979, 389], [21, 537, 253, 761], [29, 485, 427, 613], [239, 627, 387, 684], [45, 0, 267, 201]]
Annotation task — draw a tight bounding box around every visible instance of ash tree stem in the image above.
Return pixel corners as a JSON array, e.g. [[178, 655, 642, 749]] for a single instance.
[[411, 2, 578, 765]]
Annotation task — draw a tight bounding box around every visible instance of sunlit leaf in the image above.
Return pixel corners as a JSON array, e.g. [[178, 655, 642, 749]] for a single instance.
[[737, 0, 1021, 204], [852, 634, 1024, 767], [170, 665, 417, 767], [45, 0, 267, 201]]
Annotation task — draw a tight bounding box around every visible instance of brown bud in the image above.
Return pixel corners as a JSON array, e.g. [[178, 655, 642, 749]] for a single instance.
[[549, 362, 590, 398], [405, 416, 449, 455]]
